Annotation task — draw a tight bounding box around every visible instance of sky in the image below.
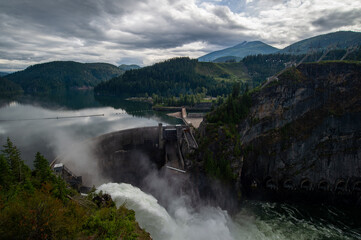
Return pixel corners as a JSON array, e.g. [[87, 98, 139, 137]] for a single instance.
[[0, 0, 360, 72]]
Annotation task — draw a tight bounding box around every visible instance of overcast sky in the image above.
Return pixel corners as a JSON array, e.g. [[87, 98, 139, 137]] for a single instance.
[[0, 0, 360, 71]]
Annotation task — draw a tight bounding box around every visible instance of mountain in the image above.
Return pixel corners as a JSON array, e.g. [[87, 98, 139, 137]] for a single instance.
[[198, 41, 279, 62], [280, 31, 361, 54], [95, 57, 250, 97], [118, 64, 141, 71], [5, 61, 124, 94], [212, 56, 242, 63], [0, 72, 10, 77], [198, 61, 361, 204]]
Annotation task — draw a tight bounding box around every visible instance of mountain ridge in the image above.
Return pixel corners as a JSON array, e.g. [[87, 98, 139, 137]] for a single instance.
[[198, 41, 279, 62], [279, 31, 361, 54], [200, 31, 361, 63], [5, 61, 124, 94]]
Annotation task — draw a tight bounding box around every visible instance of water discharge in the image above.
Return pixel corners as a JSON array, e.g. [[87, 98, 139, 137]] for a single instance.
[[2, 97, 360, 240], [98, 183, 236, 240], [98, 183, 361, 240]]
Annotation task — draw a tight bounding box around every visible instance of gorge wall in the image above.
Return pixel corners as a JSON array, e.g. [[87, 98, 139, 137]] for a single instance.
[[199, 61, 361, 205]]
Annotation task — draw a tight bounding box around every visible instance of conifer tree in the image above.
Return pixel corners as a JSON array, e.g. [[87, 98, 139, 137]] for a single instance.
[[2, 137, 30, 183], [0, 155, 12, 188], [33, 152, 51, 182], [2, 137, 22, 182]]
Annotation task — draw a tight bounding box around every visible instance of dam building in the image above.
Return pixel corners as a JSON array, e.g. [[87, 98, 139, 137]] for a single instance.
[[51, 123, 198, 189]]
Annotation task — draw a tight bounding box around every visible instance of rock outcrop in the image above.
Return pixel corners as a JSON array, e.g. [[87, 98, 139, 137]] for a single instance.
[[200, 61, 361, 205]]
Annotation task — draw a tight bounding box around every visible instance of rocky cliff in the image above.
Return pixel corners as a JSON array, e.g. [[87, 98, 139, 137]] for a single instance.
[[198, 61, 361, 205]]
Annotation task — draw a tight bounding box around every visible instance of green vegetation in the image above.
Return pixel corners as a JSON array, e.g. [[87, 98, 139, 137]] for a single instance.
[[5, 61, 124, 94], [203, 147, 235, 181], [0, 138, 150, 240], [242, 53, 295, 86], [198, 123, 241, 182], [194, 84, 253, 182], [152, 92, 206, 107], [195, 61, 249, 82], [278, 67, 306, 83], [95, 57, 247, 98], [280, 31, 361, 54], [206, 83, 252, 124], [0, 77, 23, 98], [242, 47, 361, 86]]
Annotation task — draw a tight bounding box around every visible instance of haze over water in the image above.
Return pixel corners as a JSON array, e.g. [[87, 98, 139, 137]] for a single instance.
[[0, 91, 180, 166]]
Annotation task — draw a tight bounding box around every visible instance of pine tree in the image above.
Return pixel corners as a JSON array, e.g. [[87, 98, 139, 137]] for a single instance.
[[2, 137, 22, 182], [2, 137, 30, 183], [0, 155, 12, 188], [34, 152, 51, 182]]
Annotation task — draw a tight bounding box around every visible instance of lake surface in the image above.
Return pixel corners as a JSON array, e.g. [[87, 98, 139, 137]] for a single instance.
[[0, 91, 360, 240], [0, 91, 181, 166]]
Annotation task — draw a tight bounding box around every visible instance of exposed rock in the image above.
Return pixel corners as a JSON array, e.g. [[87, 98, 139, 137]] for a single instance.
[[200, 62, 361, 205]]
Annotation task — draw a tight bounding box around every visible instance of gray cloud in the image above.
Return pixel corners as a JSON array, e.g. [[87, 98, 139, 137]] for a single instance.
[[312, 9, 361, 30], [0, 0, 360, 71]]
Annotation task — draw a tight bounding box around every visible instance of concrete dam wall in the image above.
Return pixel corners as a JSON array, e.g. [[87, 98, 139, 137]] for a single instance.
[[52, 124, 197, 189], [93, 126, 164, 186]]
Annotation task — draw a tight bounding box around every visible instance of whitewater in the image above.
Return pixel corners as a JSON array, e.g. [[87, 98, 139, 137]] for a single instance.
[[97, 183, 360, 240]]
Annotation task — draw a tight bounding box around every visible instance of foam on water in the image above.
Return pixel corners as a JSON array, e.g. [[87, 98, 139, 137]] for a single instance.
[[97, 183, 361, 240], [97, 183, 236, 240]]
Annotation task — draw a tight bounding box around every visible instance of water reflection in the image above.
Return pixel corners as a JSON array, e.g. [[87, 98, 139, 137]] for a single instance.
[[0, 91, 182, 166]]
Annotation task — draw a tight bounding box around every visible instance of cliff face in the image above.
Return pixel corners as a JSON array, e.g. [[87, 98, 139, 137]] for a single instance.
[[200, 62, 361, 204]]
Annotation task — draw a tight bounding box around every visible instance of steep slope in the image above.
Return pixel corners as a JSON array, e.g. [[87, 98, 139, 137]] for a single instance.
[[195, 61, 249, 82], [95, 57, 250, 97], [198, 41, 279, 62], [5, 61, 124, 94], [199, 61, 361, 204], [212, 56, 242, 63], [280, 31, 361, 54]]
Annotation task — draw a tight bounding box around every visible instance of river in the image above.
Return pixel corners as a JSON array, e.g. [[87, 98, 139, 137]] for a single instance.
[[0, 91, 360, 240]]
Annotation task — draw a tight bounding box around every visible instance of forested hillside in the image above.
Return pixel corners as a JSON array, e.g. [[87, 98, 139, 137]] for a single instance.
[[280, 31, 361, 54], [0, 138, 151, 239], [95, 57, 249, 97], [242, 47, 361, 86], [5, 61, 124, 94], [0, 77, 23, 98]]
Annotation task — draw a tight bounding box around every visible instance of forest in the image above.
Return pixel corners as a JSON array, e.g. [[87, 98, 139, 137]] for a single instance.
[[0, 138, 150, 240], [94, 57, 241, 97], [3, 61, 123, 94]]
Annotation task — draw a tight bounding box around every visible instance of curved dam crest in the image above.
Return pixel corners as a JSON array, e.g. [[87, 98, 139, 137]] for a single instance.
[[51, 124, 198, 197]]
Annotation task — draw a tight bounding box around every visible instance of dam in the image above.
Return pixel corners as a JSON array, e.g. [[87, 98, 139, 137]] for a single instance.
[[51, 123, 198, 191]]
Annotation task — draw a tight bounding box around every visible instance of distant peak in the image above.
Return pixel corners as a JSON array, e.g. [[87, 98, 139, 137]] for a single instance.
[[235, 41, 248, 47]]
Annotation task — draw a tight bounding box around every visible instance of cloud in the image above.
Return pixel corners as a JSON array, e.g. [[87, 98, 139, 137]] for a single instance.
[[312, 9, 361, 31], [0, 0, 360, 71]]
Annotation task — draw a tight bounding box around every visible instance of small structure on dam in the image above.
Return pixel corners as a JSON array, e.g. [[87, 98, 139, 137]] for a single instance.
[[51, 123, 198, 189]]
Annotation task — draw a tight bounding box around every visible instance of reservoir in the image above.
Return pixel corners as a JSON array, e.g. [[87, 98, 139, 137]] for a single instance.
[[0, 90, 360, 240]]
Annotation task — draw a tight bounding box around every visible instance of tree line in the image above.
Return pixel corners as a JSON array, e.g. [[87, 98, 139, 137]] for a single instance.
[[0, 138, 150, 240], [95, 57, 237, 98]]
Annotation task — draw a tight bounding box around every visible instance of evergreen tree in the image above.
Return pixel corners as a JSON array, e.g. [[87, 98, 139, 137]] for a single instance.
[[2, 137, 22, 182], [2, 137, 30, 183], [232, 82, 240, 98], [0, 155, 12, 188], [33, 152, 52, 182]]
